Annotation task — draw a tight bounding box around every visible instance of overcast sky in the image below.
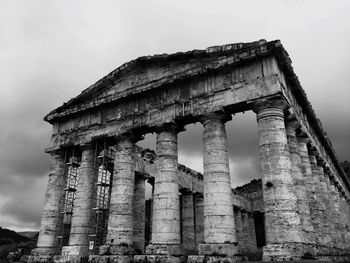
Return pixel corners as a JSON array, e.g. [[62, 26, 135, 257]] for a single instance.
[[1, 0, 349, 232]]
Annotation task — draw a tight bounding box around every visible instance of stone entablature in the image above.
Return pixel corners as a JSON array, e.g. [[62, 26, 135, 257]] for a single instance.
[[30, 40, 350, 263]]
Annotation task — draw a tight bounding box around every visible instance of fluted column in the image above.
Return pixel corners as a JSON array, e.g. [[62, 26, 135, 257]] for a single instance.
[[133, 173, 146, 253], [181, 191, 195, 252], [198, 112, 237, 257], [253, 98, 303, 261], [102, 136, 137, 255], [285, 119, 314, 245], [63, 143, 96, 256], [147, 123, 182, 255], [32, 149, 67, 257]]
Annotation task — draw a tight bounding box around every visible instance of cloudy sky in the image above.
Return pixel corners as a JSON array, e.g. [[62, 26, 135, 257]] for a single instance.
[[1, 0, 349, 232]]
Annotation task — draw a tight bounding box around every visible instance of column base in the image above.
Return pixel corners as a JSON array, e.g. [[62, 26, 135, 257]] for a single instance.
[[145, 244, 183, 256], [198, 243, 238, 257], [99, 244, 135, 255]]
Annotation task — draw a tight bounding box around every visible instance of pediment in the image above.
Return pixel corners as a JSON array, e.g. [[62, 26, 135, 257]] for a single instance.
[[45, 39, 288, 123]]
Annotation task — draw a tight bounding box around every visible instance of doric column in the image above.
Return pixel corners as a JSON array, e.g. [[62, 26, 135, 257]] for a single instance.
[[63, 143, 96, 257], [316, 160, 333, 248], [247, 212, 257, 252], [285, 119, 314, 245], [330, 180, 344, 250], [181, 191, 195, 252], [198, 112, 237, 257], [253, 98, 303, 261], [32, 149, 67, 258], [133, 173, 146, 253], [297, 136, 317, 250], [147, 123, 182, 255], [308, 149, 327, 249], [323, 171, 337, 249], [102, 135, 138, 255], [233, 208, 243, 253], [241, 211, 250, 253], [194, 194, 204, 249]]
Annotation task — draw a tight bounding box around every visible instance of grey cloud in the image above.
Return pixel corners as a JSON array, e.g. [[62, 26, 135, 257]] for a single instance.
[[1, 0, 350, 231]]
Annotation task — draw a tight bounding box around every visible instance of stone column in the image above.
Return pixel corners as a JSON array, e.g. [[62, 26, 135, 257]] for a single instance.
[[248, 212, 257, 252], [253, 98, 303, 261], [198, 112, 237, 257], [330, 180, 343, 250], [102, 136, 137, 255], [181, 191, 195, 252], [62, 143, 96, 257], [285, 119, 314, 246], [194, 194, 204, 249], [133, 173, 146, 253], [147, 123, 182, 255], [233, 208, 243, 253], [316, 161, 333, 249], [241, 211, 250, 253], [297, 136, 317, 251], [32, 149, 67, 259], [308, 149, 327, 250]]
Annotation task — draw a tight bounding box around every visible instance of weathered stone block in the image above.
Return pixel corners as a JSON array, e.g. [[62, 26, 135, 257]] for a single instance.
[[198, 243, 238, 257]]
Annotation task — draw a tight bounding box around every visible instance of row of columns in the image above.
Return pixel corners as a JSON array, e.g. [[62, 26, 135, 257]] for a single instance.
[[34, 95, 350, 261], [254, 97, 350, 260]]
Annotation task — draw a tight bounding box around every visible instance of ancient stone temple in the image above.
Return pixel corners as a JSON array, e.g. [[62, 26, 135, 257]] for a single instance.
[[28, 40, 350, 263]]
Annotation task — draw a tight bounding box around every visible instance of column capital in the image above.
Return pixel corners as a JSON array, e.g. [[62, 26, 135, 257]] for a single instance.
[[115, 131, 144, 144], [45, 147, 65, 156], [316, 154, 326, 166], [308, 146, 318, 157], [200, 111, 231, 125], [296, 136, 311, 144], [252, 96, 289, 115], [285, 118, 300, 131], [80, 142, 95, 151], [154, 121, 185, 134]]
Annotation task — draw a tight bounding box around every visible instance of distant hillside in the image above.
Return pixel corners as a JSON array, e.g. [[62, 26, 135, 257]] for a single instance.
[[0, 227, 30, 244], [17, 232, 38, 239]]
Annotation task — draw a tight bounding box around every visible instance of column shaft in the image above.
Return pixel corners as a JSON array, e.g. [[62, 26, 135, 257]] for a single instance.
[[317, 163, 333, 248], [202, 114, 235, 244], [241, 212, 250, 253], [133, 174, 146, 253], [104, 137, 136, 254], [297, 137, 317, 248], [234, 209, 243, 253], [248, 212, 257, 252], [194, 195, 204, 248], [181, 192, 195, 252], [151, 123, 181, 246], [308, 150, 326, 249], [286, 121, 314, 245], [35, 150, 67, 255]]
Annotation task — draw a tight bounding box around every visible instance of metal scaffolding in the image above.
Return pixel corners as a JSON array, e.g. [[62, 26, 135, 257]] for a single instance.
[[57, 147, 81, 250], [89, 140, 115, 253]]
